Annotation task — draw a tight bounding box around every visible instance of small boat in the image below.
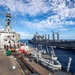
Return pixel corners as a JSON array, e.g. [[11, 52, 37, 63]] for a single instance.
[[33, 46, 62, 71]]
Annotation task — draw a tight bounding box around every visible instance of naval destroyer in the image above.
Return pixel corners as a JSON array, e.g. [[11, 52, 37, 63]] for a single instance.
[[0, 10, 20, 48]]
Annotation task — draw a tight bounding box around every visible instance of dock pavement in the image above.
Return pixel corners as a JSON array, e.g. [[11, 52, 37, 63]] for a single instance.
[[0, 49, 24, 75]]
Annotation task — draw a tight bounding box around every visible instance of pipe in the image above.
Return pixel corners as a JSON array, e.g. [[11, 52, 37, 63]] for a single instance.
[[67, 57, 72, 72]]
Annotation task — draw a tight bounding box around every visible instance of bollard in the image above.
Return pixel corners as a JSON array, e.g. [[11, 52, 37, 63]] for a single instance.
[[12, 66, 16, 70]]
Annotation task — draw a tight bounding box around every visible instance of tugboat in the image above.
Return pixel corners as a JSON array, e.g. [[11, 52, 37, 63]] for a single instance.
[[34, 46, 62, 71], [0, 10, 20, 49]]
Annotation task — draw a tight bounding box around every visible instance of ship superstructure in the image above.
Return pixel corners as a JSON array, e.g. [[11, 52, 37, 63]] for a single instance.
[[32, 31, 59, 41], [0, 11, 20, 48]]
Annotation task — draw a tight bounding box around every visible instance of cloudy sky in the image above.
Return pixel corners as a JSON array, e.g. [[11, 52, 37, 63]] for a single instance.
[[0, 0, 75, 39]]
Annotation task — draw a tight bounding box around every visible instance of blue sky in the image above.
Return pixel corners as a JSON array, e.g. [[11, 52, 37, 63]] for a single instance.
[[0, 0, 75, 39]]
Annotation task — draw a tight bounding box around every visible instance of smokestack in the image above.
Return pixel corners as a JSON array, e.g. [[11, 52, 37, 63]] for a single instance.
[[57, 31, 59, 41], [48, 34, 50, 40], [42, 35, 44, 40], [52, 31, 55, 41], [45, 34, 46, 40]]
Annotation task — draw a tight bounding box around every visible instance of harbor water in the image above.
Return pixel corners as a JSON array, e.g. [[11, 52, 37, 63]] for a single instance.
[[20, 39, 75, 74]]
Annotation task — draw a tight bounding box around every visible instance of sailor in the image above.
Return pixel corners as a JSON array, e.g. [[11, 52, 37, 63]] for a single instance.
[[14, 43, 16, 48], [6, 45, 9, 51], [10, 43, 12, 49], [17, 44, 19, 48], [4, 44, 6, 49]]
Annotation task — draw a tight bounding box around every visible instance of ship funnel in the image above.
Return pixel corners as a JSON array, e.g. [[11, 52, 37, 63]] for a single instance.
[[45, 34, 46, 40], [52, 31, 55, 41], [48, 34, 50, 40]]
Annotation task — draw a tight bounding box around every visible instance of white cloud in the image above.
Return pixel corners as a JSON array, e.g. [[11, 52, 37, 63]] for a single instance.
[[0, 26, 3, 31], [18, 32, 33, 39], [0, 0, 75, 31], [58, 28, 68, 31], [65, 20, 75, 25], [0, 0, 75, 17], [20, 15, 75, 31], [0, 0, 50, 16]]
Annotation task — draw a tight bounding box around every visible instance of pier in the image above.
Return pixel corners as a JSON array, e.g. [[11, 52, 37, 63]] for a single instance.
[[0, 50, 24, 75], [27, 47, 73, 75], [0, 47, 74, 75]]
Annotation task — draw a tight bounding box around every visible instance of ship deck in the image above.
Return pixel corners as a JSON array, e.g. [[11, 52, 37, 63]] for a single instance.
[[0, 50, 24, 75]]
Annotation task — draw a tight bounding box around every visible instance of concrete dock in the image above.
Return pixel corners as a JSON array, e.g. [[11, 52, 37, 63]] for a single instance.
[[0, 50, 24, 75]]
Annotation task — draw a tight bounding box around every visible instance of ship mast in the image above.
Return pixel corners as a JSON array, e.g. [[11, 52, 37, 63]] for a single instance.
[[5, 9, 12, 32]]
